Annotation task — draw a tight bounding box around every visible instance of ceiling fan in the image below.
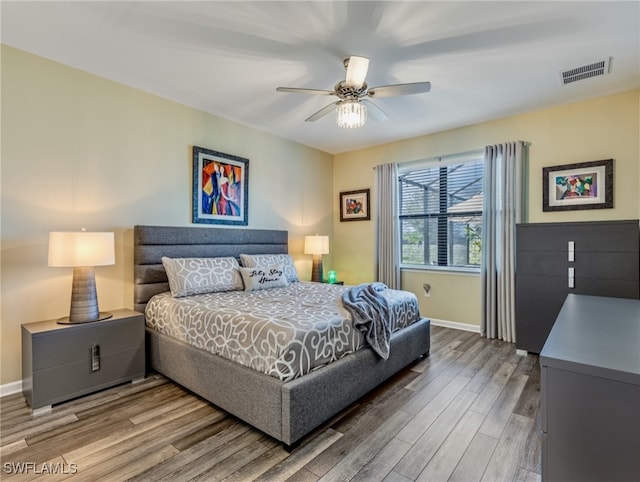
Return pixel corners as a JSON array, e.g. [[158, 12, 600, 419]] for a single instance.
[[276, 56, 431, 128]]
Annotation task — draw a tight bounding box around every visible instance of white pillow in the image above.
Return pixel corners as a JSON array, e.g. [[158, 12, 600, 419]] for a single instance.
[[239, 254, 299, 283], [238, 264, 289, 291], [161, 256, 243, 298]]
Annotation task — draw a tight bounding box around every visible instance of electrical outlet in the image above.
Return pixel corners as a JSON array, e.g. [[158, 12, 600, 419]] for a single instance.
[[423, 283, 431, 297]]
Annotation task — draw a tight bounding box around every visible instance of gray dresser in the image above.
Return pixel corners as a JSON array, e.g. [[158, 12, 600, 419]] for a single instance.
[[540, 294, 640, 482], [22, 309, 145, 410], [515, 219, 639, 353]]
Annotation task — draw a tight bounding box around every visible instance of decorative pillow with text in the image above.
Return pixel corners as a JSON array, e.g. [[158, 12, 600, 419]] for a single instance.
[[239, 254, 299, 283], [238, 264, 289, 291]]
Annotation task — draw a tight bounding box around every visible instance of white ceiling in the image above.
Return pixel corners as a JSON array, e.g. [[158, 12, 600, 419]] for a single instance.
[[2, 1, 639, 154]]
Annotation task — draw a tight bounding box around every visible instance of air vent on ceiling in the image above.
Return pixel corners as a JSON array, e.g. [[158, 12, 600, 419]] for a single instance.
[[561, 58, 611, 85]]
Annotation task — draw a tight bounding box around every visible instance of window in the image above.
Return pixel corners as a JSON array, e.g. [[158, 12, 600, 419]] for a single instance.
[[399, 151, 484, 270]]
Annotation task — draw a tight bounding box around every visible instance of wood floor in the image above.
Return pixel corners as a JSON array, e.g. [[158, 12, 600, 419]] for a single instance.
[[1, 326, 541, 481]]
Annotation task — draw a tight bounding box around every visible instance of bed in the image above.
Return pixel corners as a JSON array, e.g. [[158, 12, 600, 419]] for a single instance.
[[134, 224, 430, 447]]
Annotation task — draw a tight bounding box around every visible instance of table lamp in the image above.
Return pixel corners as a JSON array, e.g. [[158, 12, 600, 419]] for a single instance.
[[48, 231, 115, 324], [304, 234, 329, 283]]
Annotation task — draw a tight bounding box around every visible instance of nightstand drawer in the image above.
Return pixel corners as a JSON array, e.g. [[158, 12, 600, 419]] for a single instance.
[[22, 309, 145, 409], [30, 346, 145, 408], [29, 316, 143, 371]]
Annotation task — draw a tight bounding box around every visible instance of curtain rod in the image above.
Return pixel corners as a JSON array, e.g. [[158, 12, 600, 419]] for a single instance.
[[372, 141, 531, 170]]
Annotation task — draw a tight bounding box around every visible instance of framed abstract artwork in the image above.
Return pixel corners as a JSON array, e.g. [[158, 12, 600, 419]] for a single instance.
[[542, 159, 613, 212], [340, 188, 371, 221], [192, 146, 249, 225]]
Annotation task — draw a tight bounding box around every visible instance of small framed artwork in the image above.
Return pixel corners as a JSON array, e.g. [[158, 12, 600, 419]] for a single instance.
[[192, 145, 249, 225], [543, 159, 613, 212], [340, 188, 371, 222]]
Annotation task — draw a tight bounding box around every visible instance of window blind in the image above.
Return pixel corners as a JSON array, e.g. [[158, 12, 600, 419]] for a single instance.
[[398, 151, 484, 268]]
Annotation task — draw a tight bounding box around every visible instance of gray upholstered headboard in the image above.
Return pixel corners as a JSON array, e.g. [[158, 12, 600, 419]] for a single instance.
[[133, 225, 288, 313]]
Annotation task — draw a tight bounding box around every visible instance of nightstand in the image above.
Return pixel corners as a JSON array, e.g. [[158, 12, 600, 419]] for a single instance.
[[22, 308, 145, 411]]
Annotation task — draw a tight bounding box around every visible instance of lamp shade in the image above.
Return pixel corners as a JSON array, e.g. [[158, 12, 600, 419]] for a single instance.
[[304, 235, 329, 255], [48, 232, 115, 267]]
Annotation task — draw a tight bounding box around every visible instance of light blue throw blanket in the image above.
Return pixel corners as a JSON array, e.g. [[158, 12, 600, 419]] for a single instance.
[[342, 282, 392, 359]]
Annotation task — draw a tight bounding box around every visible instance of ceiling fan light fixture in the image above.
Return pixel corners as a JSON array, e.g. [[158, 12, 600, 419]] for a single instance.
[[336, 100, 367, 129]]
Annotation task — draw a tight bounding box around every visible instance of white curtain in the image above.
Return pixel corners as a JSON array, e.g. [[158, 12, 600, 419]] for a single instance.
[[376, 163, 401, 289], [481, 141, 527, 342]]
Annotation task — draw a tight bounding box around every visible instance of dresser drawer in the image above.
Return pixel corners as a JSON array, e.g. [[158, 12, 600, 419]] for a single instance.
[[516, 251, 639, 280], [516, 220, 639, 252], [516, 274, 639, 300]]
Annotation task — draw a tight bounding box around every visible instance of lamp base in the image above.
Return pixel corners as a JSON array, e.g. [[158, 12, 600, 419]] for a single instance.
[[311, 255, 323, 283], [57, 312, 113, 325], [57, 266, 111, 324]]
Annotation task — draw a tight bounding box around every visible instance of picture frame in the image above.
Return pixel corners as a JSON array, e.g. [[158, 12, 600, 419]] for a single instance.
[[542, 159, 613, 212], [192, 145, 249, 225], [340, 188, 371, 222]]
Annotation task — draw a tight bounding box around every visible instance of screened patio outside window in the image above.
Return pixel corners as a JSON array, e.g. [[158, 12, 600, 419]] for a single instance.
[[398, 152, 484, 270]]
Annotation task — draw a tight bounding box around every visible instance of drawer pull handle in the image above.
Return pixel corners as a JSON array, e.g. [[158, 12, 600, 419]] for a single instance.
[[91, 344, 100, 372], [568, 241, 575, 262], [568, 267, 575, 289]]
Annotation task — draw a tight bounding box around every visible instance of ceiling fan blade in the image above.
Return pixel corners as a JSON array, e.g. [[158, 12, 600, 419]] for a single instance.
[[368, 82, 431, 98], [305, 102, 339, 122], [276, 87, 335, 96], [361, 100, 388, 122], [345, 56, 369, 88]]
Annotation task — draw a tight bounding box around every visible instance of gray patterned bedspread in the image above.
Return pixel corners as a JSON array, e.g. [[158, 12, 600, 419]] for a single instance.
[[145, 281, 421, 381]]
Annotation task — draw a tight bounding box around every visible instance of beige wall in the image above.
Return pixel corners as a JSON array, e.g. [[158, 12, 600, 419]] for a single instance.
[[333, 89, 640, 328], [2, 44, 638, 386], [0, 46, 334, 385]]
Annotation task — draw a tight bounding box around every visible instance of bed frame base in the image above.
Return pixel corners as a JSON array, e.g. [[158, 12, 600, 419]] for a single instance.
[[146, 317, 430, 446]]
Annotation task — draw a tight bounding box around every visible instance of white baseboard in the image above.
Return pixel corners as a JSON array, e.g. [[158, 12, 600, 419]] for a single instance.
[[429, 318, 481, 333], [0, 380, 22, 398]]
